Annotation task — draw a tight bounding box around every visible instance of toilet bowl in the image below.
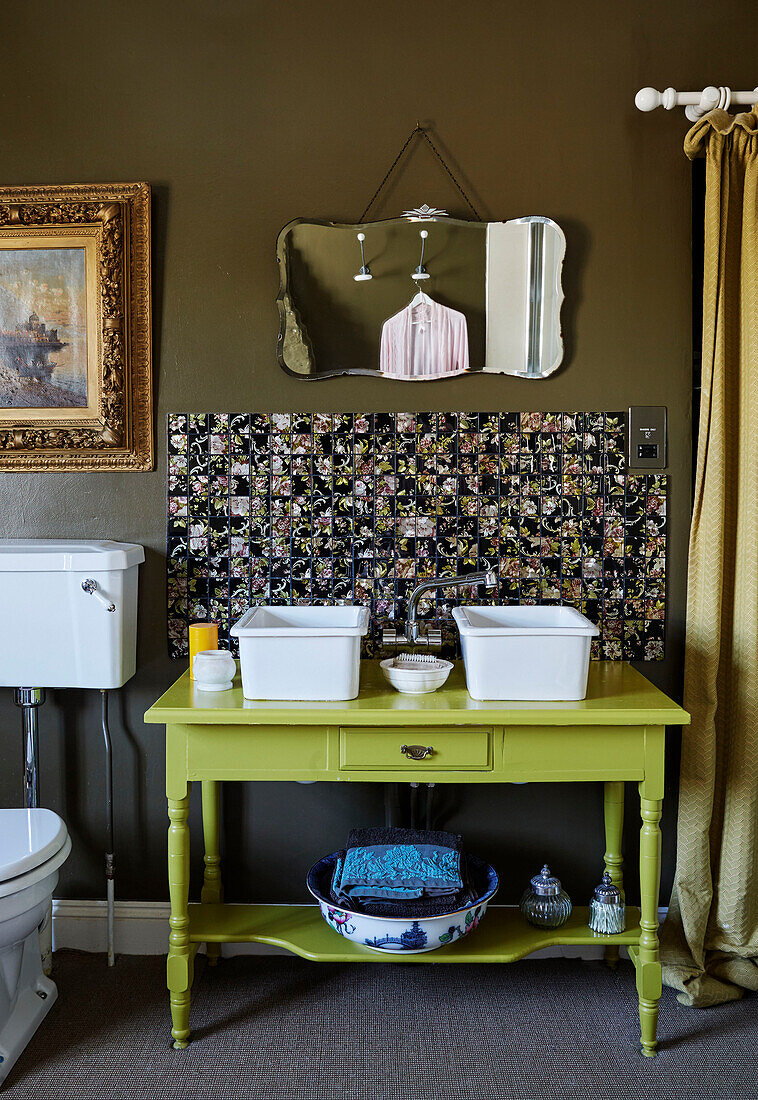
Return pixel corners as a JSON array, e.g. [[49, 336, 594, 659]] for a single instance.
[[0, 809, 71, 1085]]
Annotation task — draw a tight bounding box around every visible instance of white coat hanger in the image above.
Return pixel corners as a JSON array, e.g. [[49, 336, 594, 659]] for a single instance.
[[409, 288, 432, 308], [409, 287, 434, 333]]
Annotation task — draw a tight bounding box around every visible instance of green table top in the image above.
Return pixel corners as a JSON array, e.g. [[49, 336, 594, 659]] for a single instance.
[[145, 660, 689, 728]]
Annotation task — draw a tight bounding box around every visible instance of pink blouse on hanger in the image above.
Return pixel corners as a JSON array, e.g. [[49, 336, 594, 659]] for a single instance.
[[379, 297, 470, 381]]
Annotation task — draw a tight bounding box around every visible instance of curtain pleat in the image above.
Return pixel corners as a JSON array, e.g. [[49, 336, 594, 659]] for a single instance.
[[661, 106, 758, 1006]]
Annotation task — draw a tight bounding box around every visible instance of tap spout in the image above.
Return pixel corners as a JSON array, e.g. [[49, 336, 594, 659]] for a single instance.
[[405, 569, 497, 644]]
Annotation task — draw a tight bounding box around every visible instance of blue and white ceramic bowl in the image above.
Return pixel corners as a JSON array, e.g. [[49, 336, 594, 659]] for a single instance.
[[307, 851, 498, 954]]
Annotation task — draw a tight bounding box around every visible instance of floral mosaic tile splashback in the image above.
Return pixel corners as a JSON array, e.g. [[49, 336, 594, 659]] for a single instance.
[[167, 412, 667, 661]]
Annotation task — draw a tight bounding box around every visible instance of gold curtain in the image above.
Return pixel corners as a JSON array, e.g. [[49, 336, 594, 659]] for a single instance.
[[661, 106, 758, 1006]]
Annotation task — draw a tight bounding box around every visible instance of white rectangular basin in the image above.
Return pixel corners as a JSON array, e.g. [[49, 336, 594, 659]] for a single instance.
[[230, 605, 370, 700], [452, 605, 599, 701]]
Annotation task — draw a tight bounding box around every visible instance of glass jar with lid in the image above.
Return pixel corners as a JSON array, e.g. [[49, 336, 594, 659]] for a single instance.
[[519, 864, 572, 928]]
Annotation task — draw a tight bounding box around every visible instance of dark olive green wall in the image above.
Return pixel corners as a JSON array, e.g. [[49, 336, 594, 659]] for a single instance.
[[0, 1, 753, 906]]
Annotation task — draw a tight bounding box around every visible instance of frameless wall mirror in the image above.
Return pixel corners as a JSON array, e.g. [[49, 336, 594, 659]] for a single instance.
[[276, 215, 565, 380]]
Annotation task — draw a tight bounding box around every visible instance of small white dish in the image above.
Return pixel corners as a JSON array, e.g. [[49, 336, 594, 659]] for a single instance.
[[380, 656, 453, 694], [193, 649, 236, 692]]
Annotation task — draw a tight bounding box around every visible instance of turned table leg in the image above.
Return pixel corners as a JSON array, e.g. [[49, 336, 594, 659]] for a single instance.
[[167, 790, 193, 1049], [603, 781, 625, 967], [638, 792, 663, 1057], [201, 780, 223, 966]]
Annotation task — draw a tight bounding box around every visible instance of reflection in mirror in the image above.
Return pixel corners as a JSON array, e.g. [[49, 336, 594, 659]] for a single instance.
[[276, 216, 564, 380], [485, 217, 565, 378]]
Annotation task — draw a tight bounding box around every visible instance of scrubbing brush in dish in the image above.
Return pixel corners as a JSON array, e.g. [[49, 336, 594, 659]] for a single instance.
[[380, 653, 454, 694], [393, 652, 447, 669]]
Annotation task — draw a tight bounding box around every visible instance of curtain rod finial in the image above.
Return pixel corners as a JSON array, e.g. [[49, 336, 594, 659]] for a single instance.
[[635, 87, 660, 112], [635, 87, 678, 112]]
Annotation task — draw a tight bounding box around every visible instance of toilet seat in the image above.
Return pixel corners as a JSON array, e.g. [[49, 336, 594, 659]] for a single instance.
[[0, 809, 70, 899]]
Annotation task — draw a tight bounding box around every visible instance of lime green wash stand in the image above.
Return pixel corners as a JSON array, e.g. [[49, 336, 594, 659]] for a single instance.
[[144, 660, 689, 1057]]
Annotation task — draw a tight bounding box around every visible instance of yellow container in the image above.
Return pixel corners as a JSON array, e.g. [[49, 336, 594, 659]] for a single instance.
[[188, 622, 219, 678]]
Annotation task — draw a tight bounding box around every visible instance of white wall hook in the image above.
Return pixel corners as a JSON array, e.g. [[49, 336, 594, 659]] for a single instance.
[[353, 232, 372, 281], [411, 229, 430, 282]]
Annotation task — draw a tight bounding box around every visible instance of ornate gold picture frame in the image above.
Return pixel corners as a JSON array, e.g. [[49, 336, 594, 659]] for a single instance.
[[0, 182, 152, 470]]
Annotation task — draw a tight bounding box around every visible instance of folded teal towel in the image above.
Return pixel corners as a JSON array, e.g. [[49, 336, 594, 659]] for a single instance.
[[334, 843, 462, 902]]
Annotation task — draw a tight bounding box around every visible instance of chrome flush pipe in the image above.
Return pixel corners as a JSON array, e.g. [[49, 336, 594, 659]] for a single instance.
[[101, 690, 115, 967], [383, 569, 497, 648], [15, 688, 52, 975], [15, 687, 45, 809]]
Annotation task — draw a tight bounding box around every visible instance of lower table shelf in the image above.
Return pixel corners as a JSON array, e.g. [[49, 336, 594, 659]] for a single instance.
[[188, 903, 642, 964]]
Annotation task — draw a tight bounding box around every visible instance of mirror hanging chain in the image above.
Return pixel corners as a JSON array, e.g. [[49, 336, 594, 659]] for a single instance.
[[359, 123, 482, 222]]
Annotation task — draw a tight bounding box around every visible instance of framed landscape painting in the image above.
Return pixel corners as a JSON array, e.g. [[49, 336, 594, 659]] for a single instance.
[[0, 182, 152, 469]]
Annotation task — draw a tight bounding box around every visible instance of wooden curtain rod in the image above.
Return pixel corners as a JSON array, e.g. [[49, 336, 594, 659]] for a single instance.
[[636, 85, 758, 121]]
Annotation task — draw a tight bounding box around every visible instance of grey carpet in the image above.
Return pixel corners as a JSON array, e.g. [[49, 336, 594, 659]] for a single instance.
[[4, 951, 757, 1099]]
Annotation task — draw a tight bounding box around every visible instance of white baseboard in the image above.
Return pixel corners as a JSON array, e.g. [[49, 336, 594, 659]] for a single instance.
[[53, 900, 174, 956], [52, 900, 668, 960], [51, 900, 287, 957]]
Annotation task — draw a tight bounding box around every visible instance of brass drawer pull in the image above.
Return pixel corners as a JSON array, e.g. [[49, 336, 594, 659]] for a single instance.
[[400, 744, 434, 761]]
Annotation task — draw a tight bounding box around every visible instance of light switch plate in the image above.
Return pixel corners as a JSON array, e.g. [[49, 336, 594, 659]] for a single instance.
[[627, 406, 667, 469]]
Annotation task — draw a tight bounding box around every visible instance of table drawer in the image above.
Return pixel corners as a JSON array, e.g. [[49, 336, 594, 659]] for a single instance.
[[187, 725, 327, 778], [339, 727, 492, 771], [503, 725, 645, 781]]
